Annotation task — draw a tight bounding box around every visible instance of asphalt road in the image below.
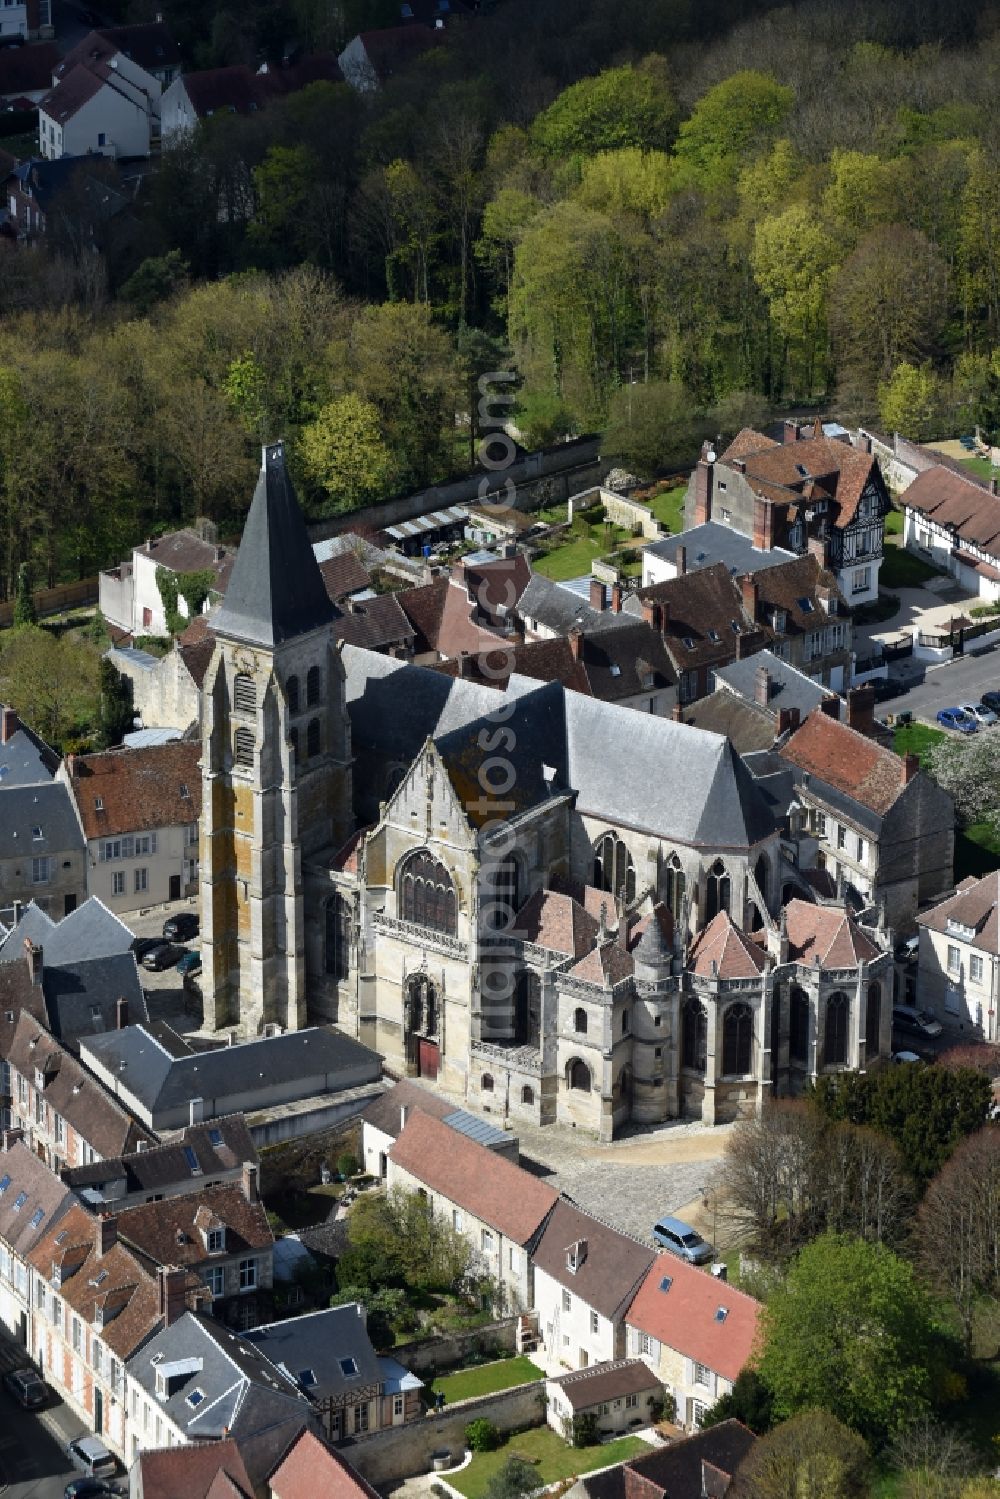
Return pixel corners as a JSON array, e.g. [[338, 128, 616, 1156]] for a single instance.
[[0, 1329, 121, 1499], [876, 641, 1000, 724]]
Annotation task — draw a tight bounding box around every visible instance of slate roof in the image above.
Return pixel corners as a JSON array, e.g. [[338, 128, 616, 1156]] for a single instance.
[[715, 649, 831, 721], [0, 1140, 75, 1258], [390, 1111, 558, 1245], [0, 780, 84, 860], [641, 522, 797, 577], [903, 464, 1000, 561], [0, 900, 55, 962], [625, 563, 756, 672], [269, 1429, 380, 1499], [214, 443, 339, 647], [63, 1116, 256, 1200], [626, 1253, 761, 1382], [515, 573, 633, 637], [495, 622, 677, 701], [5, 1010, 151, 1158], [681, 690, 777, 755], [0, 42, 61, 99], [35, 896, 134, 966], [548, 1358, 661, 1412], [244, 1304, 382, 1403], [81, 1023, 379, 1118], [688, 912, 768, 979], [117, 1181, 272, 1274], [135, 1440, 254, 1499], [579, 1421, 756, 1499], [333, 592, 414, 651], [0, 720, 59, 785], [779, 710, 907, 816], [918, 871, 1000, 953], [65, 741, 201, 839], [532, 1200, 654, 1319], [42, 950, 148, 1052], [782, 899, 879, 967]]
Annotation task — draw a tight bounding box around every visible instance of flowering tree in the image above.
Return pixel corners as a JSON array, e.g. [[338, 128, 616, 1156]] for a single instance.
[[925, 733, 1000, 831]]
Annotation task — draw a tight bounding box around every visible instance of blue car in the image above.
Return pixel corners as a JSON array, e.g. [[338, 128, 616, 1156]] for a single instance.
[[652, 1215, 714, 1265], [937, 707, 978, 734]]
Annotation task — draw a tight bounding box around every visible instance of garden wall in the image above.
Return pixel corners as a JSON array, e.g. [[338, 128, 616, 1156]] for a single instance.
[[393, 1319, 518, 1377], [567, 486, 663, 541], [343, 1380, 547, 1488]]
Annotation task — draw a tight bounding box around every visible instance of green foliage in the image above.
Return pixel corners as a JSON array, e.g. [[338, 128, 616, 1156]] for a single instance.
[[759, 1233, 948, 1443], [300, 395, 394, 515], [120, 251, 189, 315], [730, 1408, 870, 1499], [341, 1185, 476, 1297], [571, 1413, 600, 1448], [13, 562, 36, 628], [879, 362, 946, 441], [329, 1284, 405, 1348], [604, 379, 705, 475], [809, 1067, 991, 1184], [87, 609, 110, 647], [336, 1151, 358, 1179], [96, 657, 134, 750], [673, 71, 795, 193], [0, 625, 101, 749], [155, 567, 216, 636], [481, 1456, 540, 1499], [530, 60, 677, 159], [353, 303, 461, 491], [224, 354, 270, 440], [702, 1369, 774, 1435], [575, 148, 674, 222], [466, 1418, 501, 1453]]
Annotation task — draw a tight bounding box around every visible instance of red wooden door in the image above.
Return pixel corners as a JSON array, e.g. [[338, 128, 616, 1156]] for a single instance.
[[418, 1039, 439, 1080]]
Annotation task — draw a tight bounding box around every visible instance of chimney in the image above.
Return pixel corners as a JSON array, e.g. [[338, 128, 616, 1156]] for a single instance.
[[610, 582, 622, 614], [1, 706, 17, 744], [672, 702, 683, 722], [776, 706, 801, 736], [755, 664, 771, 707], [456, 651, 471, 678], [675, 545, 686, 577], [98, 1214, 117, 1254], [735, 631, 753, 660], [400, 1104, 410, 1132], [158, 1266, 188, 1328], [693, 442, 714, 526], [589, 577, 605, 612], [783, 418, 799, 445], [641, 599, 660, 631], [752, 496, 774, 552], [115, 997, 129, 1030], [807, 532, 829, 568], [819, 695, 840, 718], [568, 626, 583, 661], [24, 940, 42, 986], [242, 1161, 259, 1205], [740, 576, 758, 623], [901, 751, 920, 785], [846, 683, 876, 736], [66, 754, 75, 781]]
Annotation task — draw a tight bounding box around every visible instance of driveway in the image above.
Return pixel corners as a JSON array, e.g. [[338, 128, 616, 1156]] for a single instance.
[[855, 579, 980, 654]]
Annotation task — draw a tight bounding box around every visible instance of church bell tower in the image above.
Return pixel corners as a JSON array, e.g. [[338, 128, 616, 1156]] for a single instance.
[[200, 442, 353, 1035]]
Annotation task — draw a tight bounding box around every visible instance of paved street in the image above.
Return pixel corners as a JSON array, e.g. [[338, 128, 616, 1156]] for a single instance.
[[876, 644, 1000, 725], [0, 1329, 111, 1499], [126, 899, 204, 1037]]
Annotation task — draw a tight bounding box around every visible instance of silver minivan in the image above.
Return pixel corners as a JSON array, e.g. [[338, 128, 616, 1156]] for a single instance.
[[66, 1436, 117, 1480]]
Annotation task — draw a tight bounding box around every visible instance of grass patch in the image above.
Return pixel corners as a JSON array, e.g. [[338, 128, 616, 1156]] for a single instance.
[[879, 547, 945, 588], [870, 1471, 904, 1498], [643, 483, 687, 532], [534, 537, 606, 580], [960, 454, 999, 482], [893, 722, 946, 763], [430, 1356, 544, 1404], [955, 822, 1000, 881], [449, 1426, 650, 1499], [884, 505, 904, 536]]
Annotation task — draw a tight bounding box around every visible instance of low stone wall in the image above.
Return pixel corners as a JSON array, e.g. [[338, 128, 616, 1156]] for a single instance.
[[343, 1380, 547, 1489], [567, 485, 663, 540], [247, 1082, 383, 1147], [392, 1320, 518, 1377]]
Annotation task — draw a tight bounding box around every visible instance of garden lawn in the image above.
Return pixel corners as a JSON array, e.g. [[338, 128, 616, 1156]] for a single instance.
[[644, 484, 687, 532], [893, 722, 945, 763], [449, 1426, 650, 1499], [960, 454, 998, 483], [430, 1356, 544, 1403], [884, 506, 904, 536], [955, 822, 1000, 881], [879, 548, 943, 588], [534, 537, 605, 580]]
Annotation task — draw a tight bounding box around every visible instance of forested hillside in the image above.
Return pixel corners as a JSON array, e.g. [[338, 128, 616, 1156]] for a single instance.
[[2, 0, 1000, 590]]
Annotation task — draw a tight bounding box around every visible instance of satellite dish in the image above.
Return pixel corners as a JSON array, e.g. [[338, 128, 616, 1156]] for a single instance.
[[706, 449, 717, 464]]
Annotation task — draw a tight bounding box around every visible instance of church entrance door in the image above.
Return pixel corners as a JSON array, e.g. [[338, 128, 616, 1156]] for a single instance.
[[418, 1039, 440, 1079]]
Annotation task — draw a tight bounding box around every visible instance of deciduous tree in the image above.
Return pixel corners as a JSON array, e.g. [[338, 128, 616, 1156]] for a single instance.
[[300, 395, 394, 514], [730, 1409, 870, 1499]]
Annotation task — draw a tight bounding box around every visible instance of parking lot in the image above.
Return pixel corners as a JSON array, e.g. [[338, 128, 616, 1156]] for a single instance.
[[127, 900, 204, 1037]]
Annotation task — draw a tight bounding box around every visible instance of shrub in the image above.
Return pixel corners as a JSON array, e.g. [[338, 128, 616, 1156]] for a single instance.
[[571, 1413, 600, 1448], [337, 1151, 359, 1179], [466, 1418, 501, 1452]]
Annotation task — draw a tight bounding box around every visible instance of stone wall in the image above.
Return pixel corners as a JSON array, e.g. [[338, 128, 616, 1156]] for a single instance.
[[567, 486, 663, 541], [392, 1320, 518, 1377], [342, 1379, 547, 1488]]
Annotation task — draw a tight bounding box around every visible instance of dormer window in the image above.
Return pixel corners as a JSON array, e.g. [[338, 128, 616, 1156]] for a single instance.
[[34, 1068, 45, 1091], [207, 1228, 225, 1253], [946, 918, 976, 940], [32, 826, 43, 841]]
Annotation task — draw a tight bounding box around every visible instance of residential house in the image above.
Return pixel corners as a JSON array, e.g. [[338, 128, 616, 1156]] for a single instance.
[[622, 564, 759, 708], [0, 1139, 74, 1348], [80, 1023, 382, 1134], [397, 552, 531, 663], [0, 779, 86, 919], [99, 526, 232, 640], [683, 423, 890, 606], [0, 702, 59, 787], [0, 892, 134, 965], [333, 593, 415, 658], [53, 22, 181, 93], [0, 0, 51, 42], [774, 708, 955, 931], [124, 1310, 317, 1479], [130, 1438, 254, 1499], [245, 1303, 422, 1442], [161, 53, 342, 144], [114, 1163, 272, 1331], [0, 40, 60, 105], [625, 1254, 760, 1429], [360, 1078, 518, 1179], [28, 1203, 189, 1456], [901, 464, 1000, 602], [337, 24, 438, 92], [571, 1419, 756, 1499], [109, 617, 215, 736], [60, 741, 203, 913], [1, 152, 130, 242], [3, 1008, 151, 1171], [387, 1110, 558, 1312], [640, 521, 796, 590], [63, 1116, 257, 1211], [40, 21, 180, 159], [916, 872, 1000, 1041], [514, 572, 636, 642], [268, 1429, 381, 1499], [546, 1360, 664, 1441], [684, 652, 837, 754], [531, 1199, 654, 1371]]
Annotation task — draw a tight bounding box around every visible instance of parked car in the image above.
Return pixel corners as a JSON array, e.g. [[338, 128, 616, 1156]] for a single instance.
[[176, 949, 201, 978], [2, 1366, 47, 1408], [652, 1215, 714, 1265], [142, 943, 182, 972], [130, 936, 163, 961], [980, 690, 1000, 713], [936, 707, 978, 733], [64, 1480, 114, 1499], [960, 702, 998, 727], [163, 911, 199, 942], [892, 1004, 944, 1039], [66, 1435, 117, 1480]]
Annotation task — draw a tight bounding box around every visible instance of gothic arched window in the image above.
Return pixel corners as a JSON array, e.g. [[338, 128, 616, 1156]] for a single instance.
[[705, 860, 731, 923], [682, 996, 707, 1073], [306, 665, 321, 706], [306, 718, 321, 759], [722, 1003, 752, 1076], [865, 982, 881, 1058], [286, 675, 300, 715], [664, 854, 686, 921], [568, 1058, 591, 1093], [574, 1007, 588, 1036], [824, 992, 849, 1068], [325, 894, 351, 979], [789, 987, 810, 1064], [398, 851, 458, 935], [593, 832, 635, 904]]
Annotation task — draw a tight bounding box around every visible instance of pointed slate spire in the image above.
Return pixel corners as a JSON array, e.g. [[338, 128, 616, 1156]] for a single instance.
[[213, 441, 338, 647]]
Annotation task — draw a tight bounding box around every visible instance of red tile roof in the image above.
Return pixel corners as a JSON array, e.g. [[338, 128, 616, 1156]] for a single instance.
[[783, 898, 880, 967], [270, 1429, 379, 1499], [626, 1253, 761, 1382], [116, 1181, 272, 1273], [720, 429, 877, 528], [568, 938, 634, 986], [65, 741, 202, 839], [137, 1439, 254, 1499], [390, 1112, 558, 1245], [634, 564, 755, 672], [688, 912, 767, 979], [779, 710, 907, 815], [515, 889, 600, 958]]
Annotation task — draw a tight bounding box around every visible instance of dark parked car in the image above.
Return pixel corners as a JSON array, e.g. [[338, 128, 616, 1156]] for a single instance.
[[3, 1366, 47, 1408], [64, 1480, 114, 1499], [892, 1003, 943, 1039], [163, 912, 199, 942], [142, 943, 183, 972], [130, 936, 164, 961], [981, 690, 1000, 714], [176, 949, 201, 978]]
